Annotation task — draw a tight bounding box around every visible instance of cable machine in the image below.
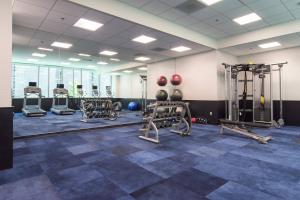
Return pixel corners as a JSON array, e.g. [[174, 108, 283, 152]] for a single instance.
[[222, 62, 287, 143]]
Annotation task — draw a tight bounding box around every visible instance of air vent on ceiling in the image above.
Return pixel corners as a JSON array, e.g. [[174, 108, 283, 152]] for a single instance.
[[175, 0, 206, 14], [150, 47, 168, 52]]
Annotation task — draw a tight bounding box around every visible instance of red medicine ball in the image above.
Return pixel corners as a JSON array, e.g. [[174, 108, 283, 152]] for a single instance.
[[170, 74, 182, 86], [157, 76, 167, 86]]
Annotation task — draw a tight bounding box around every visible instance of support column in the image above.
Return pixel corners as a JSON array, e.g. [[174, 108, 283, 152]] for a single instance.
[[0, 0, 13, 170]]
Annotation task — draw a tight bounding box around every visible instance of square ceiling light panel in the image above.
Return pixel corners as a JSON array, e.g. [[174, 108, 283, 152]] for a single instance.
[[97, 61, 108, 65], [171, 46, 191, 52], [78, 53, 91, 57], [38, 47, 53, 52], [110, 58, 120, 61], [198, 0, 222, 6], [32, 53, 46, 57], [233, 13, 261, 25], [69, 58, 81, 61], [51, 42, 73, 49], [73, 18, 103, 31], [99, 50, 118, 56], [132, 35, 157, 44], [258, 42, 281, 49], [135, 56, 151, 61]]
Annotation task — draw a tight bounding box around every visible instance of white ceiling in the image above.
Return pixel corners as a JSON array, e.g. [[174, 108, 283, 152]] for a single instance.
[[12, 0, 212, 69], [221, 32, 300, 56], [119, 0, 300, 39]]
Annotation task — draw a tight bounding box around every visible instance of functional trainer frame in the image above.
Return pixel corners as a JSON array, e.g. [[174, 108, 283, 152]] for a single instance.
[[222, 62, 287, 143], [139, 101, 192, 143]]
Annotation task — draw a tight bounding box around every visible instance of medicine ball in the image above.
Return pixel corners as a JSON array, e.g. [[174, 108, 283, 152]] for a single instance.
[[157, 76, 167, 86], [156, 90, 168, 101], [170, 74, 182, 86], [170, 89, 183, 101], [128, 102, 138, 111]]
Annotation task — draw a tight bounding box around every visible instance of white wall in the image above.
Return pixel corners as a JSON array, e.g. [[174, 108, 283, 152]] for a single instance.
[[238, 47, 300, 100], [113, 50, 238, 101], [113, 73, 146, 99], [0, 1, 12, 107], [148, 51, 220, 100]]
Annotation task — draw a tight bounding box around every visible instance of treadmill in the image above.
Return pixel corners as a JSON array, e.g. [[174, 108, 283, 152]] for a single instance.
[[51, 84, 75, 115], [92, 85, 100, 97], [22, 82, 47, 117]]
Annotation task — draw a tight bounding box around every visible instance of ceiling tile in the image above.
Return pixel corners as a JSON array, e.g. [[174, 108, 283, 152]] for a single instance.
[[82, 9, 114, 24], [52, 0, 89, 17], [222, 6, 252, 19], [13, 0, 49, 18], [17, 0, 56, 9], [46, 10, 79, 26], [39, 19, 70, 34], [141, 0, 170, 15], [211, 0, 243, 12], [119, 0, 152, 8], [159, 0, 186, 7], [202, 14, 231, 27], [13, 14, 44, 29], [191, 7, 218, 21], [243, 21, 268, 31], [246, 0, 282, 11], [264, 12, 295, 26], [63, 26, 91, 39], [159, 8, 186, 21], [175, 15, 199, 27]]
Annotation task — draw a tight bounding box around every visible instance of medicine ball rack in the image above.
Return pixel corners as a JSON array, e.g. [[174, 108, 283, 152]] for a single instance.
[[221, 62, 287, 143], [139, 101, 192, 143]]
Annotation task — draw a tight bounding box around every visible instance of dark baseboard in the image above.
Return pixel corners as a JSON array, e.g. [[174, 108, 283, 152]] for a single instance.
[[12, 98, 300, 126], [0, 107, 13, 170]]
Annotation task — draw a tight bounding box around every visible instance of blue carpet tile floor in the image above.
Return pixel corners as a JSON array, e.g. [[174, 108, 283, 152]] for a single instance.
[[13, 111, 142, 138], [2, 124, 300, 200]]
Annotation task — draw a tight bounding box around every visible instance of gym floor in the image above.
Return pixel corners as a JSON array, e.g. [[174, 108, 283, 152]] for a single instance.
[[13, 111, 142, 138], [1, 124, 300, 200]]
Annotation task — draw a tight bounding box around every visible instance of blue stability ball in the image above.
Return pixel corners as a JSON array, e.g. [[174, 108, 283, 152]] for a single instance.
[[128, 102, 138, 111]]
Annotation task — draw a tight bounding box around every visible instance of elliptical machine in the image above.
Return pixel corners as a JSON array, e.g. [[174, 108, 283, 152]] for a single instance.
[[22, 82, 47, 117], [51, 84, 75, 115]]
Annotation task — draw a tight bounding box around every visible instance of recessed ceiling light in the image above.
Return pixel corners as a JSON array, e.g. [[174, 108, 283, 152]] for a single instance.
[[69, 58, 80, 62], [258, 42, 281, 49], [132, 35, 157, 44], [110, 58, 120, 61], [171, 46, 191, 52], [32, 53, 46, 57], [97, 61, 108, 65], [51, 42, 72, 49], [123, 70, 133, 73], [99, 50, 118, 56], [135, 56, 151, 61], [73, 18, 103, 31], [78, 53, 90, 57], [27, 58, 38, 62], [233, 13, 261, 25], [138, 67, 147, 71], [198, 0, 222, 6], [61, 62, 70, 65], [38, 47, 53, 52]]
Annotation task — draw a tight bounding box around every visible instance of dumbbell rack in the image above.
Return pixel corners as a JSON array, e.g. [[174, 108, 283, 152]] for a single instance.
[[139, 101, 192, 143], [80, 98, 118, 122]]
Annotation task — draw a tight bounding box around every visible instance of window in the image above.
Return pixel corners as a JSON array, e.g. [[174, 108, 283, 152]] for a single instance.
[[49, 67, 62, 97], [82, 70, 93, 97], [100, 74, 112, 97], [63, 68, 74, 96], [39, 67, 49, 97], [74, 69, 82, 97], [12, 64, 38, 98]]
